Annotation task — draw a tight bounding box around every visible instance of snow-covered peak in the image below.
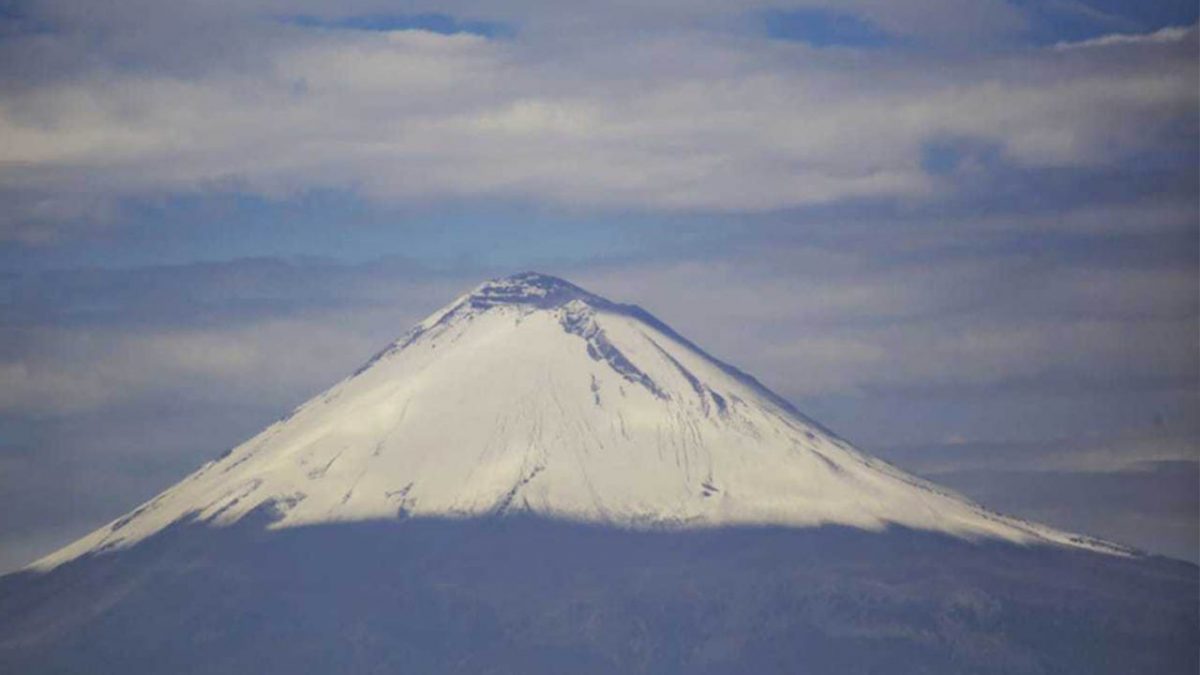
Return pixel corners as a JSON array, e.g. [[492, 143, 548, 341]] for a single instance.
[[466, 272, 604, 310], [32, 274, 1131, 570]]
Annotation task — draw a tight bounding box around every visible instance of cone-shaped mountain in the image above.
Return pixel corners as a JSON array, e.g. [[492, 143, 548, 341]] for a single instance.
[[36, 272, 1123, 569]]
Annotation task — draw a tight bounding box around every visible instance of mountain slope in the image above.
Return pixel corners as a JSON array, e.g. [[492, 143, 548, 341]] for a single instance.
[[35, 272, 1120, 570]]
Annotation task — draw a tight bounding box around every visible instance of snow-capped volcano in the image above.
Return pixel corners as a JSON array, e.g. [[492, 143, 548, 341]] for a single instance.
[[35, 272, 1122, 569]]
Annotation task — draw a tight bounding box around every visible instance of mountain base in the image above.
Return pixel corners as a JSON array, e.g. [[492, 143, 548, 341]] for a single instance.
[[1, 514, 1195, 674]]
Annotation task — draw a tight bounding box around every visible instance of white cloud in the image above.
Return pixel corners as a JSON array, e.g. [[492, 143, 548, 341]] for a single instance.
[[0, 6, 1195, 240], [1053, 24, 1195, 50], [0, 317, 396, 416]]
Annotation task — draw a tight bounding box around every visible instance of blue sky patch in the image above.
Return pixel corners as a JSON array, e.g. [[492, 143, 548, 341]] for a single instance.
[[920, 138, 1005, 176], [1011, 0, 1198, 45], [761, 8, 893, 48]]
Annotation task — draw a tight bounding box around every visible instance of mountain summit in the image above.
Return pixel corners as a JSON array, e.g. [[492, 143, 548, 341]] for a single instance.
[[36, 272, 1120, 569]]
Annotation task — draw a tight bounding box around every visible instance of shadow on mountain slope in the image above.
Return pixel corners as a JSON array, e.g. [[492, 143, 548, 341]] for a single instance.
[[1, 513, 1195, 675]]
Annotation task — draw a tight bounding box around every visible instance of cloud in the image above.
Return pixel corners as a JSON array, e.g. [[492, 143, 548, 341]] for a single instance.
[[0, 189, 123, 245], [0, 4, 1194, 241], [0, 259, 478, 416], [0, 321, 367, 415], [3, 239, 1194, 417], [931, 460, 1198, 561], [877, 433, 1200, 476], [573, 247, 1199, 399], [794, 0, 1029, 43], [1053, 23, 1194, 50]]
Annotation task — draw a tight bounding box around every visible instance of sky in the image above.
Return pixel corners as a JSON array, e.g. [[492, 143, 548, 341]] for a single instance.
[[0, 0, 1196, 570]]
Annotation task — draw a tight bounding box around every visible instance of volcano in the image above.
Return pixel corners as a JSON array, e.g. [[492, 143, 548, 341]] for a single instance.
[[1, 273, 1195, 674]]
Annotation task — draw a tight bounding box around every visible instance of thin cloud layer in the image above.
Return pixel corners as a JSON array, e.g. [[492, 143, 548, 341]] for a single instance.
[[3, 247, 1193, 435]]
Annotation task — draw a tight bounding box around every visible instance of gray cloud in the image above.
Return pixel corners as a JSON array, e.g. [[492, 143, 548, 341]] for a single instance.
[[926, 461, 1199, 562], [0, 259, 479, 415], [573, 247, 1198, 398]]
